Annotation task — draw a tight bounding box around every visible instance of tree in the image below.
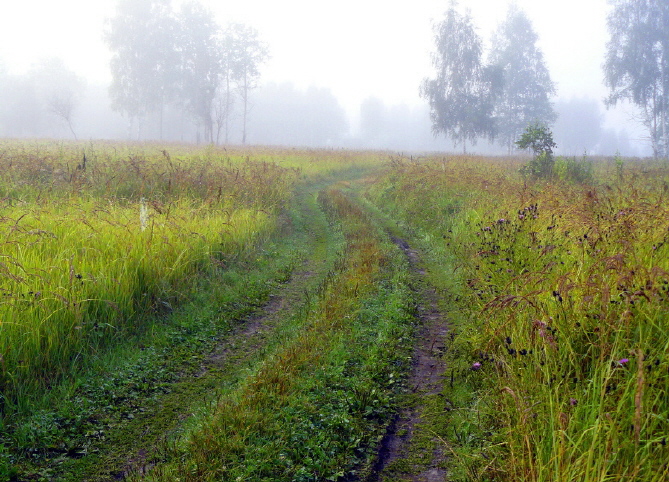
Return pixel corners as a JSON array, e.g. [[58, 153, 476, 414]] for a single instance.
[[105, 0, 268, 144], [177, 1, 222, 144], [489, 5, 556, 153], [516, 122, 557, 178], [421, 1, 496, 152], [604, 0, 669, 158], [250, 82, 348, 147], [0, 73, 42, 137], [214, 23, 243, 145], [230, 24, 269, 145], [105, 0, 179, 139], [30, 58, 85, 140]]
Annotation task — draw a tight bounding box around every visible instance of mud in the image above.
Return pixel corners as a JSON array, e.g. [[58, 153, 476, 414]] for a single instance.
[[368, 236, 450, 482]]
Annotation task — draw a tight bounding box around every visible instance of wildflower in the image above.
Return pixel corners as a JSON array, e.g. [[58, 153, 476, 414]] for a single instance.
[[618, 358, 629, 366], [569, 398, 578, 407], [471, 362, 482, 370], [518, 214, 525, 220]]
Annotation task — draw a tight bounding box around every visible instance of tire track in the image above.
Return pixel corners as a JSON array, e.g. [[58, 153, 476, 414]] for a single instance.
[[368, 236, 450, 482]]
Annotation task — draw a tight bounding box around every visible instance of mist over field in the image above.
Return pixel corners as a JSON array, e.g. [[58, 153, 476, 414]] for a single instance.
[[0, 1, 657, 156]]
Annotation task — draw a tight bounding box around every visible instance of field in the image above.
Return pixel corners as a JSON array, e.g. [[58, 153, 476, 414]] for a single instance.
[[0, 140, 667, 481]]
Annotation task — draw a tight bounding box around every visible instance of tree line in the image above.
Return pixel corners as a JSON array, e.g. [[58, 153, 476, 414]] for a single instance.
[[604, 0, 669, 158], [424, 0, 669, 159], [422, 2, 555, 154], [105, 0, 268, 144]]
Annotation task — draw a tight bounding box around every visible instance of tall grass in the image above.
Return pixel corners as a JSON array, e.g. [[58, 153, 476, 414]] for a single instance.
[[0, 141, 299, 410], [368, 156, 669, 481]]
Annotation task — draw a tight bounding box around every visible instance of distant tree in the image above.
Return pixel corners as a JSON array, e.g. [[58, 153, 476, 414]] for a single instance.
[[105, 0, 267, 144], [105, 0, 179, 139], [30, 58, 85, 140], [251, 82, 348, 147], [0, 74, 42, 137], [604, 0, 669, 157], [231, 24, 269, 145], [421, 1, 496, 152], [489, 5, 556, 153], [177, 1, 222, 144], [214, 23, 243, 144]]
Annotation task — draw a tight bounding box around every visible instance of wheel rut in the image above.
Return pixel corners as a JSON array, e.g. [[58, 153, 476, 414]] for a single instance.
[[55, 189, 339, 482], [368, 236, 450, 482], [117, 267, 320, 480]]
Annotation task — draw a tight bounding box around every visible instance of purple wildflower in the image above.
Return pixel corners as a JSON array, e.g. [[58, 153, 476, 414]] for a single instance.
[[618, 358, 629, 366], [569, 398, 578, 407], [471, 362, 482, 371]]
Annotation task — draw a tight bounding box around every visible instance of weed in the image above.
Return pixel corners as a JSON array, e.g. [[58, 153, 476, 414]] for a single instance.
[[369, 154, 669, 481]]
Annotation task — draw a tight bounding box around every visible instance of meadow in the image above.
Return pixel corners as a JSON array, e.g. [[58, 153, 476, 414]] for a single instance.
[[0, 140, 667, 481], [0, 140, 301, 410], [368, 154, 669, 481]]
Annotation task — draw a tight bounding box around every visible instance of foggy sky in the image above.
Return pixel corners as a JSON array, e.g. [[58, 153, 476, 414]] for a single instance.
[[0, 0, 648, 153]]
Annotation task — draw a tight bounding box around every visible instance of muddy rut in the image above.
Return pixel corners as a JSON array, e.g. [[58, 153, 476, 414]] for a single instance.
[[368, 236, 450, 482], [117, 267, 319, 479]]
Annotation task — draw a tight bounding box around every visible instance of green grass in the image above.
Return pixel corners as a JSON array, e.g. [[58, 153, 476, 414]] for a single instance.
[[366, 154, 669, 481], [0, 141, 391, 480], [129, 187, 416, 481], [9, 140, 666, 481]]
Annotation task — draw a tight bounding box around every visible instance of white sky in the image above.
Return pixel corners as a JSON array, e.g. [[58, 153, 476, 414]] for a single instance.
[[0, 0, 641, 140]]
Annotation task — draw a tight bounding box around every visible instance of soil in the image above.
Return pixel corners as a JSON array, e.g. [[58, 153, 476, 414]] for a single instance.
[[367, 236, 450, 482]]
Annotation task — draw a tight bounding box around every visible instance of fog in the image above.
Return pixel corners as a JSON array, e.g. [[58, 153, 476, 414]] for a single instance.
[[0, 0, 652, 156]]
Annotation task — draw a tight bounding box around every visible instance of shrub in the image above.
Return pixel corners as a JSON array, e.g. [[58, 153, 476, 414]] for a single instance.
[[516, 122, 557, 179], [554, 154, 594, 183]]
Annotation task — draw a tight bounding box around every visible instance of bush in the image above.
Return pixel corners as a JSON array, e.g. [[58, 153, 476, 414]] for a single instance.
[[516, 122, 557, 179], [554, 154, 594, 183]]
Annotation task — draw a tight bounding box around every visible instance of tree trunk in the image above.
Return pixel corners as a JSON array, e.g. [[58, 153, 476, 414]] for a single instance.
[[224, 73, 231, 145], [67, 119, 78, 141], [242, 73, 248, 145], [159, 103, 164, 141], [662, 43, 668, 158]]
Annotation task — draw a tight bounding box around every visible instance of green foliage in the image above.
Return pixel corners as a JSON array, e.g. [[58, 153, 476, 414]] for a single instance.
[[614, 150, 625, 180], [1, 145, 390, 479], [604, 0, 669, 157], [127, 187, 415, 481], [0, 141, 301, 412], [369, 155, 669, 481], [516, 122, 557, 178], [554, 154, 594, 184]]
